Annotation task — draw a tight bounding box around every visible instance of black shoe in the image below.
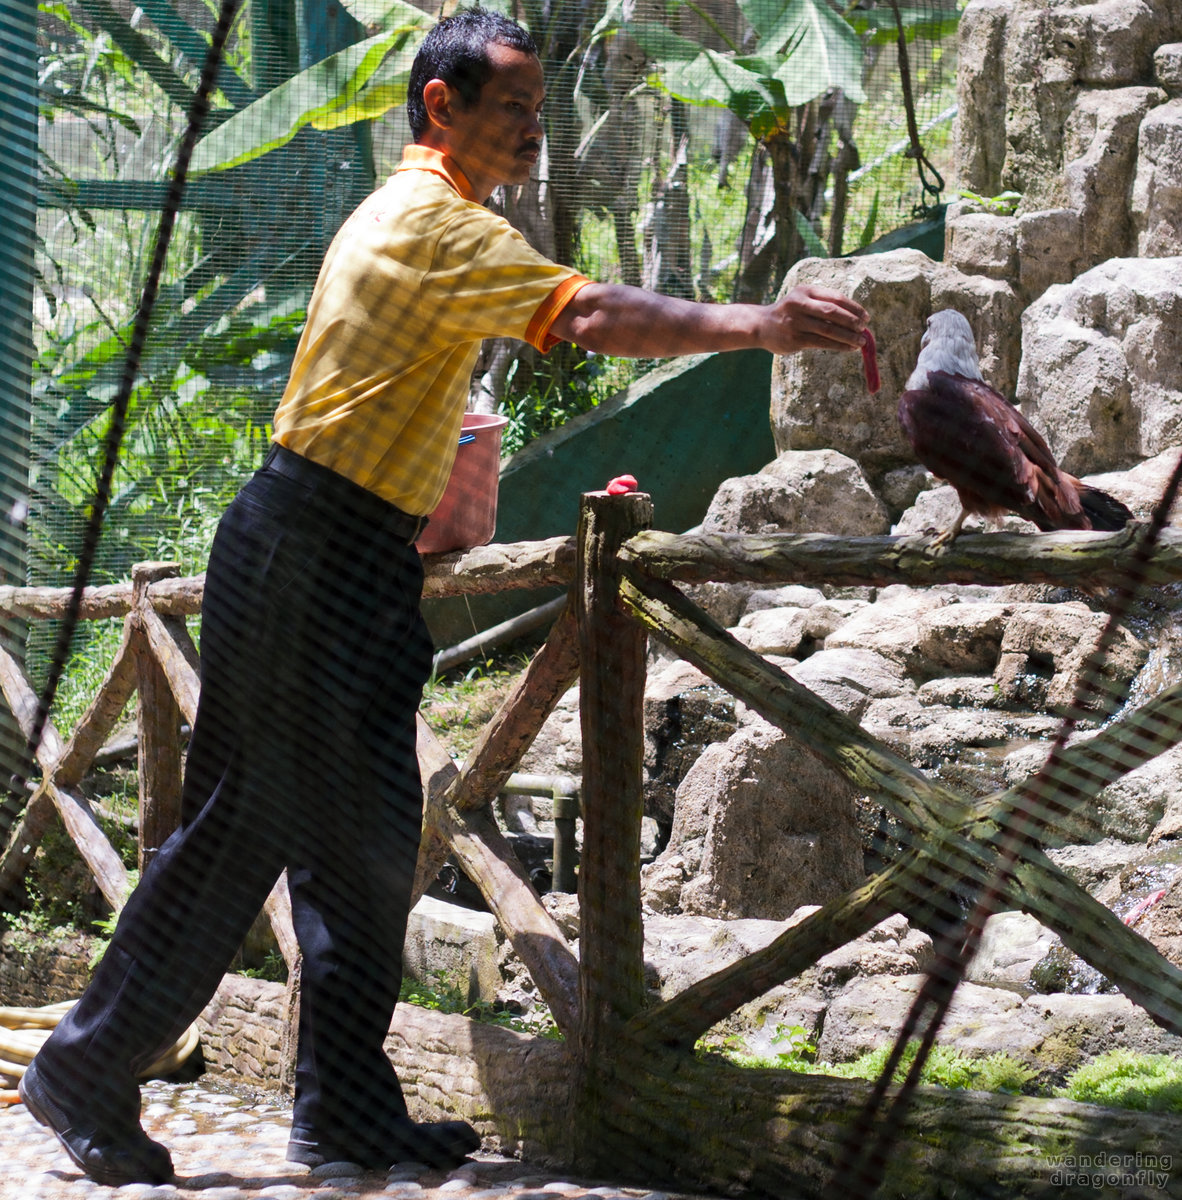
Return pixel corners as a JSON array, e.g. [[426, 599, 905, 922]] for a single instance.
[[287, 1118, 480, 1170], [18, 1058, 174, 1187]]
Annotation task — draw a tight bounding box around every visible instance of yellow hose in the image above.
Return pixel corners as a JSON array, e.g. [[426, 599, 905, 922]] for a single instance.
[[0, 1001, 199, 1103]]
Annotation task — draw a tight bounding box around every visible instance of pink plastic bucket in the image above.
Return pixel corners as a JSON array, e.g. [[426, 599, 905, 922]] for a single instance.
[[417, 413, 509, 554]]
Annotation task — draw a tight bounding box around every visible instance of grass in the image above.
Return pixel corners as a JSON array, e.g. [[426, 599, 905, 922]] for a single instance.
[[420, 644, 539, 760], [400, 969, 561, 1039], [703, 1026, 1182, 1114], [1061, 1050, 1182, 1113]]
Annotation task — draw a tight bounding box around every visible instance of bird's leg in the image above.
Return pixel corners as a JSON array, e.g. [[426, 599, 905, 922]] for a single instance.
[[928, 506, 968, 554]]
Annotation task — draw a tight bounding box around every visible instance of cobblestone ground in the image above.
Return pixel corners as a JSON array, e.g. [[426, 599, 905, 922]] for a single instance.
[[0, 1079, 719, 1200]]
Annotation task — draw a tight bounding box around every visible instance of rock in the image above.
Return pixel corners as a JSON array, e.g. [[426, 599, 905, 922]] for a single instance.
[[1156, 43, 1182, 95], [680, 580, 756, 630], [1046, 839, 1148, 892], [642, 717, 864, 920], [519, 684, 582, 778], [404, 896, 501, 1005], [742, 584, 827, 615], [1015, 208, 1084, 301], [1133, 98, 1182, 255], [879, 464, 931, 520], [804, 597, 869, 642], [816, 972, 1182, 1083], [770, 251, 936, 482], [1063, 87, 1166, 267], [912, 601, 1013, 677], [1084, 446, 1182, 518], [1001, 1, 1172, 204], [1016, 257, 1182, 473], [787, 648, 913, 721], [817, 974, 1025, 1063], [643, 659, 737, 835], [967, 911, 1058, 990], [894, 483, 989, 538], [824, 589, 954, 670], [732, 606, 810, 657], [702, 449, 890, 536], [944, 210, 1018, 281], [953, 0, 1012, 197], [642, 909, 932, 1057], [1005, 731, 1173, 845], [992, 601, 1147, 716], [917, 675, 1004, 708]]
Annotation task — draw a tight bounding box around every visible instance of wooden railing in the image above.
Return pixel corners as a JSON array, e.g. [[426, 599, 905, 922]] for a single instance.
[[4, 500, 1182, 1194]]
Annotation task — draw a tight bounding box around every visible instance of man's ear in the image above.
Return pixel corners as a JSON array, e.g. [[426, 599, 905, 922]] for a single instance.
[[422, 78, 455, 131]]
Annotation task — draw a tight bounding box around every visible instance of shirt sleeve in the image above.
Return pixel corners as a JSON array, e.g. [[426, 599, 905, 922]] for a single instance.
[[421, 206, 591, 351]]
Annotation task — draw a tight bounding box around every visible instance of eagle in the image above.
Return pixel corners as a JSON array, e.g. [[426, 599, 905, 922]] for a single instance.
[[897, 309, 1132, 546]]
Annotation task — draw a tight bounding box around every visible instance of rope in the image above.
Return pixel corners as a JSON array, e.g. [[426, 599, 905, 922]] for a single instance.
[[887, 0, 945, 216], [15, 0, 241, 800]]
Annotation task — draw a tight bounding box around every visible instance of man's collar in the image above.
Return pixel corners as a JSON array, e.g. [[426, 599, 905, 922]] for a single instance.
[[396, 145, 480, 202]]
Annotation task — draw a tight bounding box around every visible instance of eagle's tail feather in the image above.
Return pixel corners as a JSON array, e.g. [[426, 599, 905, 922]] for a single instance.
[[1078, 485, 1133, 531]]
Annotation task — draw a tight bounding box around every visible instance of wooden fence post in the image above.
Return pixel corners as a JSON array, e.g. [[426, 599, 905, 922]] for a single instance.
[[132, 561, 183, 873], [574, 490, 652, 1060]]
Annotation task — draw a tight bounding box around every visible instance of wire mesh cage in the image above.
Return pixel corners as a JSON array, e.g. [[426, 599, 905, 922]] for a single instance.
[[24, 6, 1182, 1200]]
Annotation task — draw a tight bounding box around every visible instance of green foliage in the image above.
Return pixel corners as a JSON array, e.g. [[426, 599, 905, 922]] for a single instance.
[[190, 15, 429, 174], [400, 970, 562, 1039], [956, 188, 1022, 216], [1060, 1050, 1182, 1113], [86, 869, 140, 968], [708, 1033, 1039, 1098], [498, 349, 614, 457], [239, 949, 289, 983], [846, 6, 963, 46], [0, 899, 78, 956], [613, 0, 866, 136], [824, 1042, 1038, 1095]]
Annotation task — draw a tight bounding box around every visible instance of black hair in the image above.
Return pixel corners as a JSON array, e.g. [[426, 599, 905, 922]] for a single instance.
[[407, 7, 538, 140]]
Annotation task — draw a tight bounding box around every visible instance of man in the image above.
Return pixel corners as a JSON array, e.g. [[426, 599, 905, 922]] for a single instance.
[[21, 8, 870, 1187]]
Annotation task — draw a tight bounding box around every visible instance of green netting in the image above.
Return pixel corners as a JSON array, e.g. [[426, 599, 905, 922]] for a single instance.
[[27, 0, 958, 596]]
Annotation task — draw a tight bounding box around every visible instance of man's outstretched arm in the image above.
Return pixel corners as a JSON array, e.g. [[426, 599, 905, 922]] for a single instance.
[[549, 282, 869, 359]]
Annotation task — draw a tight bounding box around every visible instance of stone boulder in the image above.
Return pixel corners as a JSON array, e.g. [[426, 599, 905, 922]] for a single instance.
[[771, 251, 934, 483], [967, 910, 1059, 990], [1015, 256, 1182, 473], [1005, 738, 1180, 845], [642, 909, 932, 1056], [953, 0, 1011, 197], [642, 658, 737, 837], [701, 448, 890, 536], [817, 972, 1182, 1084], [785, 648, 912, 722], [998, 0, 1178, 203], [1133, 97, 1182, 255], [1062, 87, 1167, 269], [992, 601, 1147, 715], [1085, 446, 1182, 519], [1157, 43, 1182, 95], [640, 716, 864, 920]]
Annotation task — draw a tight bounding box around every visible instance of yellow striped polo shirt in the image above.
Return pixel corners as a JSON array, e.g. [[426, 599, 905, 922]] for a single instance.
[[272, 145, 590, 514]]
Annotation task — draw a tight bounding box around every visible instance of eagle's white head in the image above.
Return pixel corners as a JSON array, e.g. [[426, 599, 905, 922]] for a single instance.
[[905, 309, 984, 390]]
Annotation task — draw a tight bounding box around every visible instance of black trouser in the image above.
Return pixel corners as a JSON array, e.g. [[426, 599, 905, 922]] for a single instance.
[[35, 447, 434, 1146]]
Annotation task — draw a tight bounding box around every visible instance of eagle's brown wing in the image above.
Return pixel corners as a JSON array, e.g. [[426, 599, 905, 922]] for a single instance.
[[898, 370, 1089, 530]]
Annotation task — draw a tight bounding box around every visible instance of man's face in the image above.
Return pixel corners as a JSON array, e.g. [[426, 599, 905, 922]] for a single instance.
[[438, 42, 545, 200]]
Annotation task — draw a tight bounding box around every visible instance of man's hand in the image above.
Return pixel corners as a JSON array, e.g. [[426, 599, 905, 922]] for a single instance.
[[762, 285, 869, 355], [551, 281, 869, 360]]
